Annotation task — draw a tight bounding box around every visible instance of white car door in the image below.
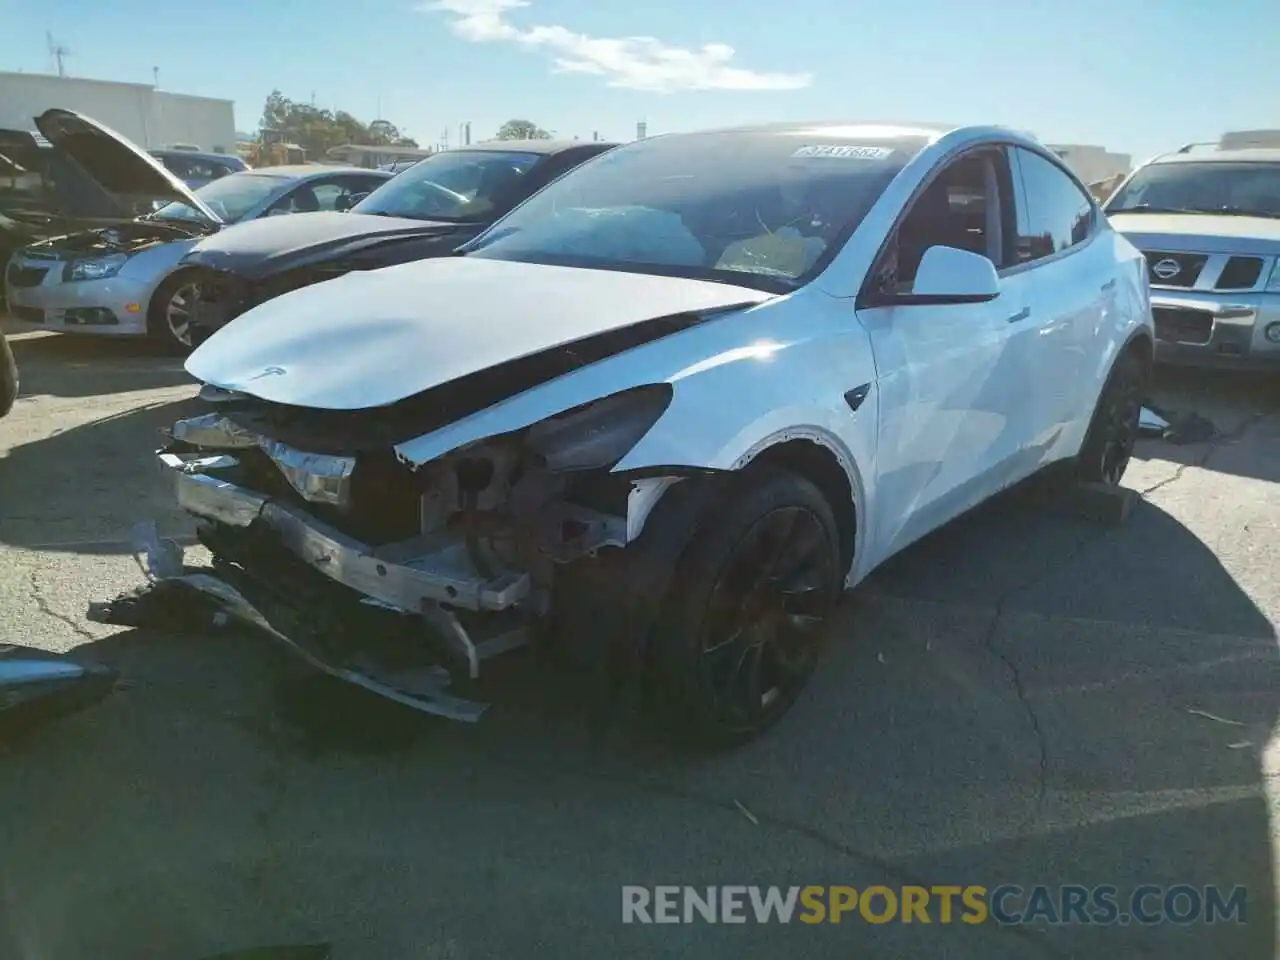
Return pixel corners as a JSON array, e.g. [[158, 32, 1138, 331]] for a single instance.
[[1005, 146, 1110, 464], [858, 147, 1042, 561]]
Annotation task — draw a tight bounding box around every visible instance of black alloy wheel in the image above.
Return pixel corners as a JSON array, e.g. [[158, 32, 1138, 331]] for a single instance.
[[651, 466, 842, 746], [1078, 349, 1147, 487]]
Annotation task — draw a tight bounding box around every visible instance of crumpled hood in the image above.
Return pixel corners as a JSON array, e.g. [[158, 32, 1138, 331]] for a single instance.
[[185, 256, 773, 410], [1107, 212, 1280, 256], [181, 211, 461, 279]]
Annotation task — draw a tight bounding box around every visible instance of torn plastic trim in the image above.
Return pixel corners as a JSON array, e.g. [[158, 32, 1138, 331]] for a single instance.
[[172, 413, 358, 508], [1139, 405, 1170, 437], [159, 452, 530, 613], [139, 573, 487, 722], [0, 647, 116, 721]]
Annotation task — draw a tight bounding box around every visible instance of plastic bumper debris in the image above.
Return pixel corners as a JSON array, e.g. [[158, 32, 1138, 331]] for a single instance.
[[1139, 405, 1170, 437], [88, 572, 489, 724], [0, 646, 116, 733]]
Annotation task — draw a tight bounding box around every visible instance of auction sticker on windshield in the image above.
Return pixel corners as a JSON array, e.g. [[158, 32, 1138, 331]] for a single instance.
[[792, 144, 894, 160]]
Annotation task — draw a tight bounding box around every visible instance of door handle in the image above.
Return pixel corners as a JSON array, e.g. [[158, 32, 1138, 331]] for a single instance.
[[1006, 306, 1031, 324], [1101, 278, 1116, 292]]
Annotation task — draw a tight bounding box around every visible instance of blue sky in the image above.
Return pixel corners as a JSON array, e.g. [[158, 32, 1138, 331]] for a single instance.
[[1, 0, 1276, 159]]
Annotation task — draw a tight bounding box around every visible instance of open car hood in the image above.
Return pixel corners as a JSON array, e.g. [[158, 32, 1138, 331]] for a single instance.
[[185, 256, 774, 410], [34, 108, 221, 225], [0, 127, 133, 223], [181, 211, 460, 279]]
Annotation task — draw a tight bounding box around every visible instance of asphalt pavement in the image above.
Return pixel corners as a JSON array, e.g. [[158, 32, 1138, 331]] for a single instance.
[[1, 325, 1278, 960]]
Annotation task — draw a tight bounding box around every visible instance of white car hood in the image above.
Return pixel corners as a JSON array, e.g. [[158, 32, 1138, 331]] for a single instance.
[[185, 256, 773, 410]]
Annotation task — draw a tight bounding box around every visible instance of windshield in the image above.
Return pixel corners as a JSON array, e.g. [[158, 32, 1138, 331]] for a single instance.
[[1107, 161, 1280, 217], [462, 131, 915, 290], [151, 172, 285, 224], [351, 149, 543, 221]]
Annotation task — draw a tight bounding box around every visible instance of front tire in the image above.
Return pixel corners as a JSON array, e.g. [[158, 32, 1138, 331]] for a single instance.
[[1076, 348, 1147, 486], [648, 466, 842, 746], [147, 271, 202, 353]]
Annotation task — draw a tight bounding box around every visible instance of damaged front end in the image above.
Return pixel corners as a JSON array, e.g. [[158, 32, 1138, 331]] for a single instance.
[[114, 386, 684, 721]]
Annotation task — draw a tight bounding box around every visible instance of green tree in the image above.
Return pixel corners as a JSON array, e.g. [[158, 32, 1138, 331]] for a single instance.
[[496, 119, 551, 141], [257, 90, 418, 157]]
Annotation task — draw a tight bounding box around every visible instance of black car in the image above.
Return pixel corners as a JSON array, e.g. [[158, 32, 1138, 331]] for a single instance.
[[182, 139, 619, 341]]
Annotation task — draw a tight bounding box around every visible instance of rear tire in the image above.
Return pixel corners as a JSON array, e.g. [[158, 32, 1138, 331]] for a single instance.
[[147, 270, 202, 354], [1075, 348, 1148, 486], [646, 465, 842, 747]]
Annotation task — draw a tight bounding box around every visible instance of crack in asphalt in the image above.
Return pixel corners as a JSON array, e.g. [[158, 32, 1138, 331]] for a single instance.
[[971, 409, 1279, 836], [473, 739, 1076, 959], [27, 568, 95, 642]]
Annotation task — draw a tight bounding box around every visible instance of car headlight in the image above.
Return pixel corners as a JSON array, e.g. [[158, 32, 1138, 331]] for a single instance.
[[525, 385, 673, 472], [1267, 258, 1280, 293], [65, 254, 128, 282]]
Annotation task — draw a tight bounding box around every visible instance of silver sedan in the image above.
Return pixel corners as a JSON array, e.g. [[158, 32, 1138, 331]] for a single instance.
[[5, 165, 388, 351]]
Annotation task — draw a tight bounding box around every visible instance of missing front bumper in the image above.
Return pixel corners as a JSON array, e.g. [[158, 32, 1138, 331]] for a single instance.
[[107, 450, 553, 722], [158, 451, 532, 615]]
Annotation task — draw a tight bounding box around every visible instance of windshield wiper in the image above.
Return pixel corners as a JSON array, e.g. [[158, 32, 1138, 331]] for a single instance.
[[460, 225, 520, 252]]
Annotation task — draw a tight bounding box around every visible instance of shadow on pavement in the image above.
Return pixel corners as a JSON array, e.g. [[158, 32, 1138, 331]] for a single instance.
[[867, 482, 1277, 639], [7, 328, 193, 399], [0, 395, 201, 553], [2, 468, 1272, 958]]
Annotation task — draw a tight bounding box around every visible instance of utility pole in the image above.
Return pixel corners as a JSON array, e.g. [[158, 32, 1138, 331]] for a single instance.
[[152, 66, 160, 89], [46, 32, 71, 77]]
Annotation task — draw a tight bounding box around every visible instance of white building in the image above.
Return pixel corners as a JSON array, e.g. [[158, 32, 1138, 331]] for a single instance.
[[1219, 130, 1280, 150], [1046, 144, 1132, 185], [0, 71, 236, 154]]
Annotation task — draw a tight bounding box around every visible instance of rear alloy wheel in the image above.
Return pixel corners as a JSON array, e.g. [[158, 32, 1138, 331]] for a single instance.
[[650, 466, 842, 746], [1077, 349, 1147, 487], [148, 272, 201, 353]]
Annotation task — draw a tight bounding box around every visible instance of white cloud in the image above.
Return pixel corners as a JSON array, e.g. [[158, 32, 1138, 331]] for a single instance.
[[419, 0, 812, 93]]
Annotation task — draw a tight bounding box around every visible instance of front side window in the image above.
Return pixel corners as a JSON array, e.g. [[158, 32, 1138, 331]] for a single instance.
[[1012, 148, 1094, 263], [463, 131, 922, 291], [880, 150, 1005, 289], [151, 172, 284, 224], [352, 150, 543, 221], [1106, 161, 1280, 219]]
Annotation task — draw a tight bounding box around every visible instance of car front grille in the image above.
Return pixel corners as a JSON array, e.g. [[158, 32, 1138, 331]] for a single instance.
[[1214, 256, 1264, 290], [5, 263, 49, 288], [1153, 306, 1214, 345], [1144, 252, 1207, 288]]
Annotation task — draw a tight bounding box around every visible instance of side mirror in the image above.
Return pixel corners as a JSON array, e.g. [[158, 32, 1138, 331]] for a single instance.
[[334, 195, 352, 212], [907, 246, 1000, 304]]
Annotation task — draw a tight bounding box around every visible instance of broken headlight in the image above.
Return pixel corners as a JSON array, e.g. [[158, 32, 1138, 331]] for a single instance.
[[525, 385, 672, 472]]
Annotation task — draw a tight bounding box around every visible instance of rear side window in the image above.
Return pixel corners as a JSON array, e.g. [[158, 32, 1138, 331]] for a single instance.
[[1011, 148, 1095, 264]]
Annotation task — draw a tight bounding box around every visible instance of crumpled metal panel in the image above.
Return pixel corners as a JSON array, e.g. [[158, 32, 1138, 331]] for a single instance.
[[259, 440, 356, 508], [171, 411, 260, 448], [170, 413, 356, 508]]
